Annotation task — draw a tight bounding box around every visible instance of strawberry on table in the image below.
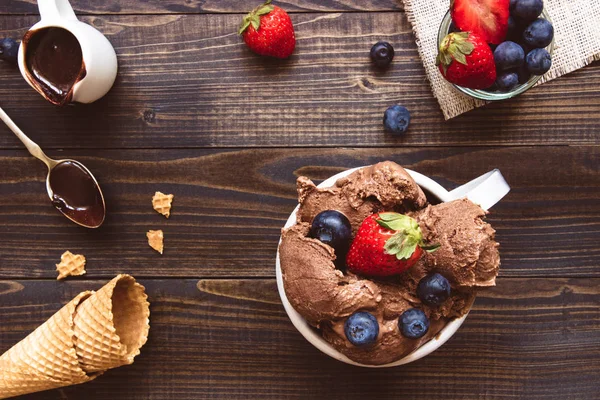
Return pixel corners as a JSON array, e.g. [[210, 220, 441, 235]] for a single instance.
[[238, 0, 296, 59], [346, 213, 438, 277], [451, 0, 510, 44], [436, 32, 497, 89]]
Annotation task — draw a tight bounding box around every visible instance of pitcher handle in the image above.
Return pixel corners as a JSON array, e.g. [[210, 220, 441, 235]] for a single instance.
[[447, 169, 510, 211], [38, 0, 78, 21]]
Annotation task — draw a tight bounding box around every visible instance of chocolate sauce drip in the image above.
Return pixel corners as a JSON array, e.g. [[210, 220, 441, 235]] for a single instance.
[[23, 27, 86, 106], [49, 161, 104, 227]]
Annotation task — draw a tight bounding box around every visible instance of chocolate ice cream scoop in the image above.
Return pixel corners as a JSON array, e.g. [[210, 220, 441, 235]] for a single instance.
[[413, 199, 500, 287], [297, 161, 427, 232], [279, 162, 501, 365], [280, 223, 381, 326]]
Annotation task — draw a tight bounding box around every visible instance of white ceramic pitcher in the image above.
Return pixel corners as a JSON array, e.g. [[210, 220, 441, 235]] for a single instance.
[[17, 0, 118, 105], [276, 167, 510, 367]]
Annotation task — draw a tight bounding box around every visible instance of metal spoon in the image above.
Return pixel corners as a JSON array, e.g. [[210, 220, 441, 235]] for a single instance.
[[0, 106, 106, 228]]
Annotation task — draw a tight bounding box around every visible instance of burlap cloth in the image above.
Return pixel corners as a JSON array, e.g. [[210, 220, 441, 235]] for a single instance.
[[401, 0, 600, 119]]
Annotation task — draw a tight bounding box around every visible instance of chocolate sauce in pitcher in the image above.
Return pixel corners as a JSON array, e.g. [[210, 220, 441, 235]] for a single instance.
[[22, 27, 86, 106]]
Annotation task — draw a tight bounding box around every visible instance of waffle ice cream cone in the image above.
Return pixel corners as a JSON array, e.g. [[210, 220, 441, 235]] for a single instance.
[[0, 275, 150, 399], [0, 292, 96, 398], [73, 275, 150, 373]]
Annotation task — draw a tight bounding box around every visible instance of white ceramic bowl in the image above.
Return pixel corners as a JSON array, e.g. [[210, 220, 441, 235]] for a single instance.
[[276, 166, 510, 367]]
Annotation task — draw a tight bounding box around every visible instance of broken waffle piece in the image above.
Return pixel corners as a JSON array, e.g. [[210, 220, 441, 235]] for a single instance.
[[147, 230, 164, 254], [152, 191, 174, 218], [56, 251, 87, 280]]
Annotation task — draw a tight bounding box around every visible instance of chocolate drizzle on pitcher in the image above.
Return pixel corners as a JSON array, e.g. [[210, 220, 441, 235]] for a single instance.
[[22, 27, 86, 106], [49, 161, 105, 227]]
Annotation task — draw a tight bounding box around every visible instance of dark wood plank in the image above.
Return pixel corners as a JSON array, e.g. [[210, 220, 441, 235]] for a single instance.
[[0, 146, 597, 279], [0, 278, 598, 399], [0, 14, 599, 149], [0, 0, 402, 15]]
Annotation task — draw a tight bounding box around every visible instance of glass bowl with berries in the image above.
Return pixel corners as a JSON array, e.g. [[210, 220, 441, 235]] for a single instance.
[[437, 0, 555, 101]]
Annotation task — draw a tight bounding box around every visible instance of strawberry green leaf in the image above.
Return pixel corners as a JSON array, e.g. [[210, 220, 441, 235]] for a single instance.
[[455, 39, 475, 54], [437, 32, 474, 68], [377, 212, 398, 221], [452, 39, 474, 65], [421, 243, 441, 252], [384, 232, 419, 261], [238, 20, 251, 35], [452, 51, 467, 65], [442, 51, 453, 65], [250, 15, 261, 30], [438, 56, 449, 74], [377, 213, 420, 233], [255, 4, 275, 16], [377, 212, 440, 259], [238, 0, 274, 35]]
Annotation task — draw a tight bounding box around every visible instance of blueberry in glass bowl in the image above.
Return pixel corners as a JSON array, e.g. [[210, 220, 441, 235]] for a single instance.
[[437, 6, 554, 101]]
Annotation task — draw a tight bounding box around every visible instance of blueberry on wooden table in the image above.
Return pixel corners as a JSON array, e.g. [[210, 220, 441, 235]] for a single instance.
[[370, 41, 395, 68], [383, 105, 411, 135], [0, 38, 19, 64]]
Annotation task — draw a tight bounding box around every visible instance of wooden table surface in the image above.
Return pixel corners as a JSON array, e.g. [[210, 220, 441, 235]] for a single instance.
[[0, 1, 599, 399]]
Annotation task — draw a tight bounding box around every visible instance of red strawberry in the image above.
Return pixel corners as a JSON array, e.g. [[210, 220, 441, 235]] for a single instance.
[[451, 0, 509, 44], [238, 0, 296, 59], [346, 213, 439, 277], [436, 32, 496, 89]]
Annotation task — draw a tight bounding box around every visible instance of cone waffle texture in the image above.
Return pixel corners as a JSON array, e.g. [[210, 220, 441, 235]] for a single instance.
[[152, 191, 174, 218], [0, 275, 150, 399], [56, 251, 87, 280], [0, 292, 95, 398], [73, 275, 150, 373]]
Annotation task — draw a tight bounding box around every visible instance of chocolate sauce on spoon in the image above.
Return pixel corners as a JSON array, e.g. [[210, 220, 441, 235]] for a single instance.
[[0, 104, 106, 228], [49, 161, 105, 228]]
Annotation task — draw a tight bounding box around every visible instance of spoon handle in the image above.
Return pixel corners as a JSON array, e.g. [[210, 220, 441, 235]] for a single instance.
[[0, 106, 55, 168]]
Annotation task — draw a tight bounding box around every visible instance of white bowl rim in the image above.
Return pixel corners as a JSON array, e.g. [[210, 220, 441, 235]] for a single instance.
[[275, 167, 470, 368]]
